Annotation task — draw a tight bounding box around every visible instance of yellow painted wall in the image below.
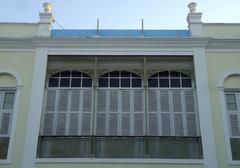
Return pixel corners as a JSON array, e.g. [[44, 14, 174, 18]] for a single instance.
[[206, 52, 240, 168], [224, 75, 240, 89], [0, 74, 16, 87], [202, 24, 240, 38], [0, 51, 35, 168], [0, 23, 38, 37]]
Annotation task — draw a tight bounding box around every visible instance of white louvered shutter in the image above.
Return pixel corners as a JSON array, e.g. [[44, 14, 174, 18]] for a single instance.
[[148, 90, 158, 135], [133, 90, 143, 135], [160, 91, 171, 136], [184, 90, 198, 136], [42, 113, 54, 135], [172, 91, 184, 136], [69, 113, 79, 135], [225, 93, 240, 137], [229, 114, 240, 136], [96, 90, 107, 135], [68, 90, 80, 135], [82, 90, 92, 135], [109, 90, 118, 135], [121, 91, 130, 135], [0, 113, 10, 135]]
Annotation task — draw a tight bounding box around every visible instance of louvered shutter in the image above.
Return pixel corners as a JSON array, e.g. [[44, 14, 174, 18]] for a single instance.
[[56, 113, 66, 135], [109, 113, 118, 135], [83, 90, 92, 112], [42, 113, 54, 135], [229, 114, 240, 136], [0, 92, 14, 136], [133, 90, 143, 135], [58, 90, 68, 111], [172, 91, 182, 112], [121, 91, 131, 135], [186, 113, 197, 136], [174, 113, 184, 136], [0, 113, 10, 135], [122, 113, 130, 135], [185, 91, 195, 112], [160, 91, 171, 136], [225, 93, 240, 138], [96, 113, 105, 135], [172, 91, 184, 136], [82, 113, 91, 135], [70, 90, 80, 111], [108, 90, 118, 135], [184, 91, 198, 136], [69, 113, 79, 135], [110, 90, 118, 112], [96, 90, 107, 135], [97, 90, 106, 112], [148, 90, 158, 135], [161, 113, 171, 136]]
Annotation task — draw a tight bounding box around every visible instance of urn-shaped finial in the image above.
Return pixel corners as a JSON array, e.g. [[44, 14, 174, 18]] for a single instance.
[[188, 2, 197, 13], [43, 2, 52, 13]]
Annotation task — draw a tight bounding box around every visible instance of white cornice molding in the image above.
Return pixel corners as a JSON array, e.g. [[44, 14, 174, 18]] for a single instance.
[[0, 37, 239, 51], [0, 37, 210, 51], [206, 39, 240, 49]]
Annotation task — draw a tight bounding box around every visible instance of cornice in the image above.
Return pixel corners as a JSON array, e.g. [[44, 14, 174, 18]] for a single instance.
[[206, 39, 240, 50], [0, 37, 210, 51]]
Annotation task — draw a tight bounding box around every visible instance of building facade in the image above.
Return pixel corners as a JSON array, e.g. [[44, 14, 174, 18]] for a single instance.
[[0, 2, 240, 168]]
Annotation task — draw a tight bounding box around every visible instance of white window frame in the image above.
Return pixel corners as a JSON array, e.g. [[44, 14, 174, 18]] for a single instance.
[[0, 69, 22, 165], [218, 69, 240, 165]]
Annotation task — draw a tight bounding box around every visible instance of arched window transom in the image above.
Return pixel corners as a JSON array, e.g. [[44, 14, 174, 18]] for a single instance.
[[99, 71, 142, 88], [48, 71, 92, 88], [148, 71, 192, 88]]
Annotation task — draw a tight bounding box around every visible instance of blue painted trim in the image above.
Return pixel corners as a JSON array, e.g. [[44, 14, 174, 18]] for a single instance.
[[51, 29, 190, 37]]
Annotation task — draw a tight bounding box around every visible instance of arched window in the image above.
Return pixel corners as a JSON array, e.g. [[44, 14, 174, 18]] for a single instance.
[[98, 71, 142, 88], [148, 71, 192, 88], [222, 74, 240, 161], [148, 71, 199, 137], [40, 71, 93, 138], [48, 71, 92, 88], [0, 73, 18, 160], [96, 71, 144, 137]]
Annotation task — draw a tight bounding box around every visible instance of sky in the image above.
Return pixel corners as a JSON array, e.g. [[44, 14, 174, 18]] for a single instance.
[[0, 0, 239, 29]]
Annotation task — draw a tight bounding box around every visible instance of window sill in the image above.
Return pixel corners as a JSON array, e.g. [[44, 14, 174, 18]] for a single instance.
[[36, 158, 204, 164], [0, 159, 10, 165], [229, 160, 240, 165]]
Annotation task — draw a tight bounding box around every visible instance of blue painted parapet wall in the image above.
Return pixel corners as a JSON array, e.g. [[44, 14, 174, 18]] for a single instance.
[[51, 29, 190, 37]]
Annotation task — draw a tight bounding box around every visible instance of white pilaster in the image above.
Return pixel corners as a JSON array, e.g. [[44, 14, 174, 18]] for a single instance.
[[193, 48, 218, 168], [21, 48, 48, 168]]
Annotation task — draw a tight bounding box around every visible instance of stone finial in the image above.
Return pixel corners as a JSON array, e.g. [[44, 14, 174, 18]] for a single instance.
[[43, 2, 52, 13], [188, 2, 197, 13]]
